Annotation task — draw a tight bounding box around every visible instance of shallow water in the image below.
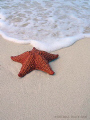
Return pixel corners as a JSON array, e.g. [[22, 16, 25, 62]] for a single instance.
[[0, 0, 90, 51]]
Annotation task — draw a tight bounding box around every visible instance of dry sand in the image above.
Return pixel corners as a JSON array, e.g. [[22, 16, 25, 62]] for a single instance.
[[0, 36, 90, 120]]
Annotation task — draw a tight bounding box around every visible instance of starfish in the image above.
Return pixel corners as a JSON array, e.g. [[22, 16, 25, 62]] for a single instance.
[[11, 47, 59, 77]]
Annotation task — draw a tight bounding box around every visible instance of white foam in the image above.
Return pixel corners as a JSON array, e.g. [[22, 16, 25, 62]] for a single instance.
[[0, 0, 90, 51], [29, 34, 87, 52], [0, 13, 5, 20], [0, 30, 31, 44], [84, 34, 90, 38], [0, 13, 6, 27], [0, 20, 5, 27], [1, 30, 90, 52]]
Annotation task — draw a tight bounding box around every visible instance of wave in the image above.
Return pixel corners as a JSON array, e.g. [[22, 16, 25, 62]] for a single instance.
[[0, 30, 90, 52]]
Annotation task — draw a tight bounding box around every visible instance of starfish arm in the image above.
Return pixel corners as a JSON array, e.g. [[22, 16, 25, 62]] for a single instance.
[[11, 51, 30, 64], [35, 55, 54, 75], [18, 54, 35, 77], [39, 51, 58, 62]]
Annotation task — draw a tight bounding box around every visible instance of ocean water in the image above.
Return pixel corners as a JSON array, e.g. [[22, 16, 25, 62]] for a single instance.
[[0, 0, 90, 51]]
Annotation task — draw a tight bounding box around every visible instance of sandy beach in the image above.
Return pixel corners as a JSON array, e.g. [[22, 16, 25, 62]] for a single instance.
[[0, 36, 90, 120]]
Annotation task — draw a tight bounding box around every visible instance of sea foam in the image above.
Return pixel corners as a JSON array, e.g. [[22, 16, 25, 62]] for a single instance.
[[0, 30, 90, 52], [0, 0, 90, 52]]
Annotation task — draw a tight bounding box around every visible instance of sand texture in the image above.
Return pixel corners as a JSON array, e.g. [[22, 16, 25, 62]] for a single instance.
[[0, 36, 90, 120]]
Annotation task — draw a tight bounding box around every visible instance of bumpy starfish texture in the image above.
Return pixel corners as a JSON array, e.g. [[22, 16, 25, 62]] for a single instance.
[[11, 47, 58, 77]]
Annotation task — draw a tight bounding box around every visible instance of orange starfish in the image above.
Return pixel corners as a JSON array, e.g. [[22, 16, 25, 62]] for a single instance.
[[11, 47, 59, 77]]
